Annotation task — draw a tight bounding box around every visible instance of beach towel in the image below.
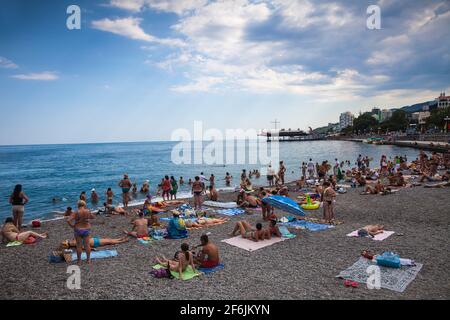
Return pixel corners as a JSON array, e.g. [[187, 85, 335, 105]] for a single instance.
[[336, 257, 423, 293], [278, 225, 296, 239], [221, 236, 287, 252], [203, 201, 238, 208], [198, 263, 225, 274], [6, 241, 22, 247], [152, 264, 201, 280], [71, 249, 118, 261], [215, 208, 246, 216], [347, 230, 395, 241], [138, 238, 152, 245], [280, 220, 333, 232]]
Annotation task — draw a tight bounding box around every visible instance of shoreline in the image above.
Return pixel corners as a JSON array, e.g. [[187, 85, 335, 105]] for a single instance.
[[336, 138, 450, 152]]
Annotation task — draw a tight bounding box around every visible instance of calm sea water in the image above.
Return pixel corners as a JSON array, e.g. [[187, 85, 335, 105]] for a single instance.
[[0, 140, 420, 222]]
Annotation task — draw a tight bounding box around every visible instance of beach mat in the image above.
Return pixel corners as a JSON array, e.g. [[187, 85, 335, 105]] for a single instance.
[[347, 230, 395, 241], [337, 257, 422, 293], [203, 201, 238, 208], [71, 249, 118, 261], [221, 236, 287, 252], [215, 208, 246, 216], [280, 220, 333, 232], [153, 264, 201, 280], [199, 263, 225, 274], [278, 225, 296, 238]]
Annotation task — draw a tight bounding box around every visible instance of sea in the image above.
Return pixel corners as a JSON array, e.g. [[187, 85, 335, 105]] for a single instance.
[[0, 140, 421, 222]]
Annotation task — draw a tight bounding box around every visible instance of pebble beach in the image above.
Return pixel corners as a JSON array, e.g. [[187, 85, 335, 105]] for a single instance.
[[1, 183, 449, 300]]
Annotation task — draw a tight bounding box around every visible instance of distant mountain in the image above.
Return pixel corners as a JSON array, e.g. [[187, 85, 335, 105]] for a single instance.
[[399, 100, 436, 113]]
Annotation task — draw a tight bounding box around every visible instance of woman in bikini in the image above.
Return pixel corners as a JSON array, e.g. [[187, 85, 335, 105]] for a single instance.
[[1, 217, 48, 244], [155, 243, 197, 280], [60, 236, 129, 250], [9, 184, 29, 230], [66, 200, 95, 265], [230, 221, 268, 242], [192, 176, 204, 210]]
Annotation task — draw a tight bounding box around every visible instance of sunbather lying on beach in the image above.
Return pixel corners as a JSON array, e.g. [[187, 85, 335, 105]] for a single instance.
[[193, 234, 220, 268], [60, 236, 129, 249], [359, 224, 385, 237], [155, 243, 197, 280], [1, 217, 48, 244], [184, 217, 227, 229], [103, 203, 126, 215], [230, 221, 268, 242], [123, 211, 149, 238], [362, 180, 385, 194]]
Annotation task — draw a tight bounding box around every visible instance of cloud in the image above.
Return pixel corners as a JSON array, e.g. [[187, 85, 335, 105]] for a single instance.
[[108, 0, 145, 12], [0, 56, 18, 69], [91, 17, 185, 46], [108, 0, 207, 15], [11, 71, 59, 81]]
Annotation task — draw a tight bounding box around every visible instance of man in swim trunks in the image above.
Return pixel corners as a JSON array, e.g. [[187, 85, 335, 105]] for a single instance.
[[1, 217, 48, 244], [123, 210, 149, 239], [194, 234, 220, 268], [119, 174, 132, 210], [231, 221, 267, 242], [66, 200, 95, 265]]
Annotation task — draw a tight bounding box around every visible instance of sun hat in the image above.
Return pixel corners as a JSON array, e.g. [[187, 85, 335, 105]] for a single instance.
[[91, 188, 96, 192]]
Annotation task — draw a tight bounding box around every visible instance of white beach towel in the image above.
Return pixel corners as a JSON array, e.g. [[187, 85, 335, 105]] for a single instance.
[[221, 236, 287, 252], [347, 230, 395, 241]]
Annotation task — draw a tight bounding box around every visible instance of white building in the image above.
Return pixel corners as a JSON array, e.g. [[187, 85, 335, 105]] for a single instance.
[[411, 111, 430, 124], [380, 109, 393, 122], [436, 92, 450, 109], [339, 112, 354, 130]]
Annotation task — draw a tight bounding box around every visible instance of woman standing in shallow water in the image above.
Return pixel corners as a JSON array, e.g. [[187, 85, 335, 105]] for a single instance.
[[9, 184, 29, 230]]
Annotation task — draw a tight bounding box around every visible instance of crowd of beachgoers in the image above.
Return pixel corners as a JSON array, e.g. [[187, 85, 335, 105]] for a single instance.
[[1, 150, 449, 279]]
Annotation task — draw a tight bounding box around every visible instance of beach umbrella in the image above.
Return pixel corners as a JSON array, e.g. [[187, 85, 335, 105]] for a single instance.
[[262, 195, 306, 216]]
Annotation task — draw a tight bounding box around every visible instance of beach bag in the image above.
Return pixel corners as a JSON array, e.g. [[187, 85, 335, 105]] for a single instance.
[[150, 265, 174, 279], [376, 252, 401, 268], [31, 220, 41, 228]]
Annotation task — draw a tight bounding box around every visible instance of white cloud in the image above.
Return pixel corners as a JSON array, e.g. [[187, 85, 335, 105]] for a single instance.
[[273, 0, 353, 29], [92, 17, 185, 46], [108, 0, 208, 15], [11, 71, 59, 81], [0, 56, 18, 69], [109, 0, 145, 12]]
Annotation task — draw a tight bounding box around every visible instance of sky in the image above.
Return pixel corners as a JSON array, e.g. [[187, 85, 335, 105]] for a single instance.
[[0, 0, 449, 145]]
